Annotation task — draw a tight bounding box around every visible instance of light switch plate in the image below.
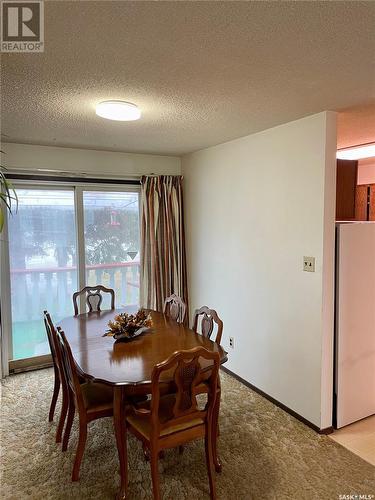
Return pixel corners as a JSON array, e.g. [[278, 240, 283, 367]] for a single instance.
[[303, 256, 315, 272]]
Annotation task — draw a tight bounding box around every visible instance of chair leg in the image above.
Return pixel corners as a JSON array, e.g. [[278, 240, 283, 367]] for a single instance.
[[62, 399, 75, 451], [56, 384, 69, 443], [143, 444, 164, 461], [49, 369, 60, 422], [212, 388, 222, 473], [143, 443, 150, 461], [72, 420, 87, 482], [150, 448, 161, 500], [178, 445, 184, 455], [205, 422, 217, 500]]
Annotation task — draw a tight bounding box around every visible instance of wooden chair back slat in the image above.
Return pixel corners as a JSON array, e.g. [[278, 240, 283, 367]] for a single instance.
[[56, 327, 86, 414], [44, 311, 67, 386], [192, 306, 223, 345], [163, 294, 187, 324], [72, 285, 115, 315], [44, 311, 57, 364]]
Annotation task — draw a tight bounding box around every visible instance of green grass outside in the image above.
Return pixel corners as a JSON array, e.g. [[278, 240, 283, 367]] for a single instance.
[[12, 320, 49, 360]]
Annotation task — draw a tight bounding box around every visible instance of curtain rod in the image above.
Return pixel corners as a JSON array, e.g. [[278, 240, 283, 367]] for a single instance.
[[146, 173, 184, 179], [5, 173, 140, 186], [5, 171, 183, 185]]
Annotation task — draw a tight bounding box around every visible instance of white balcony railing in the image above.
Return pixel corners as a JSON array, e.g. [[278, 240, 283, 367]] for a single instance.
[[10, 261, 140, 323]]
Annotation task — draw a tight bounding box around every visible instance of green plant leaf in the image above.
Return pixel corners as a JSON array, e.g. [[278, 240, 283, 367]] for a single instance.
[[0, 166, 18, 232], [0, 192, 12, 211], [0, 146, 19, 230], [0, 171, 18, 214]]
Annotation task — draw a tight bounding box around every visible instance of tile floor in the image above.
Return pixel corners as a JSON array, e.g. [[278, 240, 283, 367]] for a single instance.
[[329, 415, 375, 466]]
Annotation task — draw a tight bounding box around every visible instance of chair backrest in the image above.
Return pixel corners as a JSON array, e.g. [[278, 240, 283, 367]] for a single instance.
[[150, 347, 220, 437], [56, 327, 86, 414], [192, 306, 223, 345], [43, 311, 69, 391], [43, 310, 58, 366], [163, 294, 187, 324], [72, 285, 115, 315]]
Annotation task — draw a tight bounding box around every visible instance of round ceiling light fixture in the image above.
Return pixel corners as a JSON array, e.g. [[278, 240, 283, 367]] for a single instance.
[[95, 100, 141, 121]]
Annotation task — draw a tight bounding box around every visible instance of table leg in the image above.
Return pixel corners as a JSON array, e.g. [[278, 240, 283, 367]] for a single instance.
[[113, 386, 128, 499], [212, 379, 222, 473]]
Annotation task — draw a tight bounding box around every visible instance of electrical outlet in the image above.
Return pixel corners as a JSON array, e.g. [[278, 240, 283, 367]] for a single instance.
[[229, 337, 234, 349], [303, 256, 315, 272]]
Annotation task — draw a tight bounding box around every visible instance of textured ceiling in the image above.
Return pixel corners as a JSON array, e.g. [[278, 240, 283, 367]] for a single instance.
[[337, 102, 375, 149], [1, 1, 375, 155]]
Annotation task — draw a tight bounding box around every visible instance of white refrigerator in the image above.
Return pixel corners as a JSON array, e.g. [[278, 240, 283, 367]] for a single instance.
[[335, 222, 375, 428]]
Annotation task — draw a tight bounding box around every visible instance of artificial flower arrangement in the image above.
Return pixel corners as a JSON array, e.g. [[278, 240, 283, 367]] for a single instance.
[[104, 309, 153, 341]]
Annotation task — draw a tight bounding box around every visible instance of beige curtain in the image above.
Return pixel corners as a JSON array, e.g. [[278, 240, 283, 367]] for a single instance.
[[140, 175, 188, 315]]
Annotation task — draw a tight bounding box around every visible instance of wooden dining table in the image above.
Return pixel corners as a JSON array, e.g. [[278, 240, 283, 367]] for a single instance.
[[58, 307, 227, 499]]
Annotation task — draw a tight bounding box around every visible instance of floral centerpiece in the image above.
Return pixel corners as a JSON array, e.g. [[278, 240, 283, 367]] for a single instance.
[[104, 309, 153, 341]]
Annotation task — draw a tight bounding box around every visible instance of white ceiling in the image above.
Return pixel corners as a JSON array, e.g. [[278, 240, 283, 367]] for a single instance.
[[2, 1, 375, 156], [337, 102, 375, 149]]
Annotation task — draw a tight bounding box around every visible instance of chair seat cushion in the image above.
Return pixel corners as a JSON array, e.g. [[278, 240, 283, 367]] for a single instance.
[[81, 382, 113, 412], [127, 394, 204, 440]]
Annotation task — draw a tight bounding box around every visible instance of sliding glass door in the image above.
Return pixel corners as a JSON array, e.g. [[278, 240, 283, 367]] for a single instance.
[[7, 189, 77, 360], [4, 183, 140, 366], [83, 190, 140, 309]]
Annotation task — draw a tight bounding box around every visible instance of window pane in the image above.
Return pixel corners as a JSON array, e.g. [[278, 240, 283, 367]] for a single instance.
[[83, 191, 140, 309], [8, 189, 77, 360]]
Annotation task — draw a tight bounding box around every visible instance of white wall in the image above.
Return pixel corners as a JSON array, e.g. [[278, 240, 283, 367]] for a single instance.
[[3, 143, 181, 177], [182, 112, 337, 429]]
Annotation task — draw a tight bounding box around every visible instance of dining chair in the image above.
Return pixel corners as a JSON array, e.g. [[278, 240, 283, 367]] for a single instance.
[[72, 285, 115, 315], [192, 306, 223, 345], [183, 306, 223, 459], [43, 311, 70, 443], [163, 294, 187, 324], [126, 346, 220, 500], [44, 311, 60, 423], [56, 327, 114, 481]]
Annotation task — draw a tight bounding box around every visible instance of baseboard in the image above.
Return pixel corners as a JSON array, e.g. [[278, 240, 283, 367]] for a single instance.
[[9, 354, 53, 374], [220, 366, 333, 435]]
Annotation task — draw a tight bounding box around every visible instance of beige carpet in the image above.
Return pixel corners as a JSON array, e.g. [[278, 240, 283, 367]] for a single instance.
[[1, 369, 374, 500]]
